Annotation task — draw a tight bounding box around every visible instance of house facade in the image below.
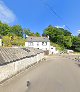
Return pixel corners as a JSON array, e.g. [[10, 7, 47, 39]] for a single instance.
[[25, 36, 58, 54], [25, 37, 50, 51]]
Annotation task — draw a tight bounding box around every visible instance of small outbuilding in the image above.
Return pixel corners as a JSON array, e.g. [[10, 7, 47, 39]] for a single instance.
[[49, 46, 59, 54]]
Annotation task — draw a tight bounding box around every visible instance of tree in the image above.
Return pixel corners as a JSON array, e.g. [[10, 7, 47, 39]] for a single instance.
[[24, 29, 35, 36], [42, 25, 73, 49], [2, 35, 26, 47], [0, 21, 10, 36], [58, 28, 72, 36], [11, 25, 23, 37], [35, 32, 40, 37], [2, 36, 12, 47], [72, 36, 80, 51], [11, 36, 26, 46], [63, 36, 72, 48]]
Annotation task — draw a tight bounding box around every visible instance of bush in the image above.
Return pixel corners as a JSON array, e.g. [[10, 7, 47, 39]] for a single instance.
[[2, 36, 26, 47], [75, 47, 80, 52]]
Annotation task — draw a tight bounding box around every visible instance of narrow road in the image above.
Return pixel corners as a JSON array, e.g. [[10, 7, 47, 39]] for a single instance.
[[0, 55, 80, 92]]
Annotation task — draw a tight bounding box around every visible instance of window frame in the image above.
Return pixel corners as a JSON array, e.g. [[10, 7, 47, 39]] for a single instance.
[[42, 42, 47, 46], [28, 42, 33, 46]]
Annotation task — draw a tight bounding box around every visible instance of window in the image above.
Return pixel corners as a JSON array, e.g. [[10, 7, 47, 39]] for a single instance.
[[42, 42, 47, 46], [37, 42, 39, 46], [28, 42, 33, 46], [51, 48, 53, 49]]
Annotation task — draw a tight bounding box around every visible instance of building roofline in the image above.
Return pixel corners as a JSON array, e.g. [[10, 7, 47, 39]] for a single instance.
[[26, 36, 50, 42]]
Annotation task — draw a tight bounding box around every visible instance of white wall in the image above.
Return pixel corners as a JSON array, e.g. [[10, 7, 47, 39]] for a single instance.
[[25, 42, 50, 51], [25, 42, 59, 54], [49, 46, 59, 54], [0, 52, 44, 82]]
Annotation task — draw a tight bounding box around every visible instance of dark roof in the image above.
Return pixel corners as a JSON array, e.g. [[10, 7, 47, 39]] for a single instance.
[[26, 37, 50, 42], [0, 53, 5, 65], [0, 47, 44, 65]]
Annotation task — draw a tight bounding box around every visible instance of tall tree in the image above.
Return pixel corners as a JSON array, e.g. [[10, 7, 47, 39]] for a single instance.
[[72, 36, 80, 51], [42, 25, 72, 49], [24, 29, 35, 36], [0, 21, 10, 36], [11, 25, 23, 37], [35, 32, 40, 37]]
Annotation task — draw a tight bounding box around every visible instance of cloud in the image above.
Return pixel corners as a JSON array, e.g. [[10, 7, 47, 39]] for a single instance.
[[78, 30, 80, 33], [0, 0, 16, 24], [55, 25, 65, 28]]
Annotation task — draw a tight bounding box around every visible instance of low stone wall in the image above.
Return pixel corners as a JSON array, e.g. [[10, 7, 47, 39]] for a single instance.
[[0, 52, 44, 83]]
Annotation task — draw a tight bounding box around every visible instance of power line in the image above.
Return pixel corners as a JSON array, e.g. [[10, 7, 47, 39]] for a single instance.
[[40, 0, 71, 31]]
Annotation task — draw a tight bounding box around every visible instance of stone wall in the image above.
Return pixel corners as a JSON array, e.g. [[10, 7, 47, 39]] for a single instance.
[[0, 52, 44, 82]]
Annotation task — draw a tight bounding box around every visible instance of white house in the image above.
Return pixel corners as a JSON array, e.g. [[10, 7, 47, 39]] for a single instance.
[[25, 36, 50, 51], [25, 36, 58, 54], [0, 36, 2, 46]]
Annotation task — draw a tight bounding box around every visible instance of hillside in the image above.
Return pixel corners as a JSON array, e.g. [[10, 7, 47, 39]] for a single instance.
[[0, 22, 80, 52]]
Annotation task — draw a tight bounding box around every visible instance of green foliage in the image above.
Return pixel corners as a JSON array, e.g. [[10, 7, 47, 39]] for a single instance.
[[0, 21, 10, 36], [2, 36, 12, 47], [0, 21, 80, 52], [24, 29, 35, 36], [0, 21, 41, 47], [71, 36, 80, 51], [75, 48, 80, 52], [50, 42, 65, 51], [43, 25, 72, 49], [35, 32, 40, 37], [0, 21, 37, 38], [58, 28, 72, 36], [2, 36, 26, 47], [24, 29, 40, 37], [63, 36, 72, 48], [11, 36, 26, 46], [0, 21, 23, 37], [10, 25, 23, 37]]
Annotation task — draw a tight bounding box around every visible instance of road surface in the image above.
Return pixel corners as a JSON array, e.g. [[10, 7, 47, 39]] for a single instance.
[[0, 55, 80, 92]]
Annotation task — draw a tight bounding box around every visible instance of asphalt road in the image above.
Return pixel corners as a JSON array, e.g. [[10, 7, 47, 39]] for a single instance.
[[0, 55, 80, 92]]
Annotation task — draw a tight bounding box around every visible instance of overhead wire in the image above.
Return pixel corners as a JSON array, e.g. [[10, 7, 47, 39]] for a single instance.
[[40, 0, 71, 31]]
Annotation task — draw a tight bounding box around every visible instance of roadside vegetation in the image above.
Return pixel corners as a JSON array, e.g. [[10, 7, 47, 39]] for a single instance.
[[2, 35, 26, 47], [42, 25, 80, 52], [50, 42, 64, 51], [0, 21, 80, 52], [0, 21, 40, 47]]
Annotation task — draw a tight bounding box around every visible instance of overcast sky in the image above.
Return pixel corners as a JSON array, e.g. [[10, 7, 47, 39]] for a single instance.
[[0, 0, 80, 35]]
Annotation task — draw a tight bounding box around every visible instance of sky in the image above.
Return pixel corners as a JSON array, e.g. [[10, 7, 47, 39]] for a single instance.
[[0, 0, 80, 36]]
